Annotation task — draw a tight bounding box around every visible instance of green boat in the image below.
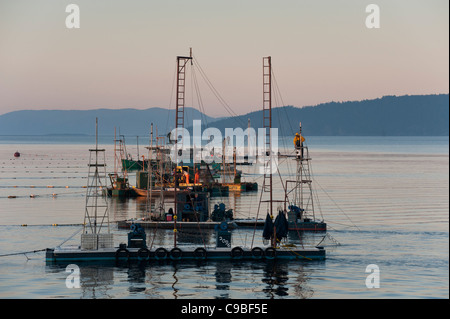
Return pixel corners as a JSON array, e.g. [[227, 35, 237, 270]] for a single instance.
[[122, 158, 148, 171]]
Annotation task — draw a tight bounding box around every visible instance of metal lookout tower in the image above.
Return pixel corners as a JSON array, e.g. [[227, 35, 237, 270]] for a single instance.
[[81, 118, 112, 250], [294, 122, 316, 222]]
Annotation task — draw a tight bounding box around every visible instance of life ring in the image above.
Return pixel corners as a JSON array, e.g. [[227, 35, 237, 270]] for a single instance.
[[154, 247, 168, 260], [265, 247, 277, 260], [193, 247, 207, 260], [251, 247, 264, 259], [115, 248, 130, 261], [231, 246, 244, 259], [137, 248, 151, 261], [170, 247, 183, 260]]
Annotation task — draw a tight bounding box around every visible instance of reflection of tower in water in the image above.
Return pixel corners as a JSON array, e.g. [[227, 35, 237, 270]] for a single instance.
[[126, 264, 147, 294], [214, 262, 232, 298], [262, 262, 313, 298], [79, 266, 114, 299], [292, 267, 314, 299], [262, 262, 289, 297]]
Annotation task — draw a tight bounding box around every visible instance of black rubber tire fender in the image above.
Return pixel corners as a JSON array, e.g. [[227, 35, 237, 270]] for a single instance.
[[154, 247, 168, 260], [115, 248, 130, 261], [137, 248, 151, 261], [265, 247, 277, 259], [193, 247, 207, 260], [231, 246, 244, 259], [170, 247, 183, 260], [251, 247, 264, 259]]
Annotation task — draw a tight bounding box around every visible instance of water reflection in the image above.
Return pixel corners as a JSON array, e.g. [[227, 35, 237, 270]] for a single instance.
[[127, 263, 147, 294], [47, 259, 316, 299], [214, 262, 232, 299], [109, 198, 133, 221], [262, 262, 289, 297], [168, 264, 178, 298], [263, 262, 313, 298], [79, 265, 114, 299]]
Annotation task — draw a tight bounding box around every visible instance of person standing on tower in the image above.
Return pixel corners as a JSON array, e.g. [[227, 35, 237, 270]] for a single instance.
[[293, 132, 305, 159]]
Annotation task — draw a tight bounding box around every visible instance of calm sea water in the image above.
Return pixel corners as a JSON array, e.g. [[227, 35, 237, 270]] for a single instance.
[[0, 136, 448, 299]]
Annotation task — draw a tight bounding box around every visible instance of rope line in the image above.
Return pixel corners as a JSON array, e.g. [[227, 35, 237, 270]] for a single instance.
[[0, 249, 46, 258]]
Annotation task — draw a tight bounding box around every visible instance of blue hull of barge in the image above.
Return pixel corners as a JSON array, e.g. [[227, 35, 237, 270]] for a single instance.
[[45, 246, 325, 264]]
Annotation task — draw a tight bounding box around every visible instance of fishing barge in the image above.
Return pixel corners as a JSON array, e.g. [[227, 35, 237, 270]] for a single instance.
[[117, 219, 265, 230], [46, 220, 325, 263], [46, 54, 326, 264], [45, 245, 325, 262]]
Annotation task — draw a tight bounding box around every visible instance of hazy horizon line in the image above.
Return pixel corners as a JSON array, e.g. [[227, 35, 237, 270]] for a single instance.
[[1, 92, 448, 117]]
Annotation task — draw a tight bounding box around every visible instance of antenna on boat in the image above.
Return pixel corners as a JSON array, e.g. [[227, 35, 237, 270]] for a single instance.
[[146, 123, 154, 220]]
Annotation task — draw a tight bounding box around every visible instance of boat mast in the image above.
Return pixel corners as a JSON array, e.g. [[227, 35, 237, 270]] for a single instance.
[[222, 137, 226, 184], [114, 127, 117, 177], [174, 49, 193, 247], [175, 49, 193, 135], [156, 126, 165, 219], [137, 136, 140, 161], [262, 56, 277, 247], [147, 123, 153, 220], [262, 56, 273, 217]]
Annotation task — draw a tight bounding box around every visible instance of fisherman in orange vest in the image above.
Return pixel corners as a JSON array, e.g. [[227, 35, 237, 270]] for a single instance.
[[294, 132, 305, 159], [194, 169, 200, 184]]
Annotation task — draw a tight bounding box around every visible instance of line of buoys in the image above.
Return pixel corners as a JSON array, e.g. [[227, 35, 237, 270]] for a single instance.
[[0, 185, 86, 189], [19, 223, 59, 226], [3, 190, 85, 199], [15, 223, 85, 227], [1, 222, 102, 227]]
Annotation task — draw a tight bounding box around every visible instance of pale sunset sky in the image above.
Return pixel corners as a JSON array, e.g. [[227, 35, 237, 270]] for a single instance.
[[0, 0, 448, 117]]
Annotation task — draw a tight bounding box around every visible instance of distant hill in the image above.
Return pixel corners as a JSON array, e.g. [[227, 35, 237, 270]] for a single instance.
[[0, 94, 448, 137], [0, 107, 217, 137], [203, 94, 449, 136]]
